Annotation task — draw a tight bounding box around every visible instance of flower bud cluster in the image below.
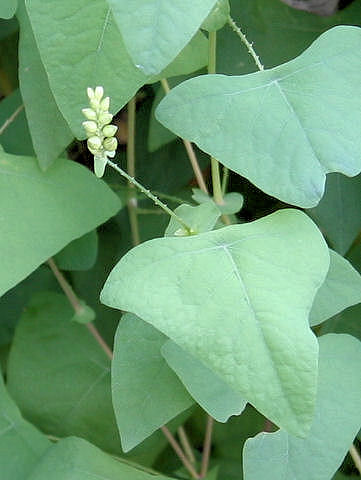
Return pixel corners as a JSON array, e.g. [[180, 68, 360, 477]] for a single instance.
[[82, 86, 118, 178]]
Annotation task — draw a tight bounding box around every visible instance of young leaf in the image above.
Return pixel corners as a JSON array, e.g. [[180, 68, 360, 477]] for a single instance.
[[0, 0, 17, 19], [17, 3, 74, 169], [0, 372, 51, 480], [192, 188, 244, 215], [112, 314, 194, 452], [0, 151, 120, 297], [25, 0, 208, 138], [6, 292, 120, 454], [243, 334, 361, 480], [162, 340, 246, 422], [27, 436, 172, 480], [101, 209, 330, 437], [156, 26, 361, 208], [106, 0, 216, 76], [54, 230, 98, 271], [165, 203, 221, 236], [308, 173, 361, 255], [309, 249, 361, 327]]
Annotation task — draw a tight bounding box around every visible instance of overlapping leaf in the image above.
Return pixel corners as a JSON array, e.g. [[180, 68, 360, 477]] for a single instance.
[[112, 314, 194, 452], [156, 27, 361, 207], [243, 334, 361, 480], [102, 209, 330, 436], [0, 373, 51, 479], [26, 0, 208, 137], [17, 2, 74, 169], [107, 0, 216, 75], [0, 151, 120, 297], [0, 0, 17, 19]]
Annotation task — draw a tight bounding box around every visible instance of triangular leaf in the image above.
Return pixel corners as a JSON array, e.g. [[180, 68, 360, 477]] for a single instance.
[[162, 340, 246, 422], [165, 203, 221, 236], [112, 314, 194, 452], [243, 334, 361, 480], [107, 0, 216, 75], [101, 209, 330, 436], [0, 152, 120, 297], [156, 26, 361, 207]]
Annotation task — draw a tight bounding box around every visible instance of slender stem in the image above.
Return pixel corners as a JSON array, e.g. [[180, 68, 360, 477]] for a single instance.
[[350, 444, 361, 475], [48, 258, 112, 359], [227, 16, 264, 72], [161, 426, 200, 479], [200, 416, 214, 478], [208, 31, 224, 206], [178, 426, 196, 465], [0, 104, 24, 136], [127, 96, 141, 246], [47, 258, 81, 313], [47, 258, 199, 477], [160, 78, 209, 195], [221, 166, 230, 196], [107, 159, 192, 234]]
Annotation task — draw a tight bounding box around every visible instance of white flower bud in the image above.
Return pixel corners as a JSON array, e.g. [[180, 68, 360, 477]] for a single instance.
[[102, 124, 118, 137], [100, 96, 110, 112], [87, 87, 95, 100], [103, 136, 117, 152], [106, 150, 116, 158], [82, 108, 97, 121], [90, 97, 100, 110], [98, 112, 113, 127], [87, 136, 102, 152], [94, 86, 104, 101], [94, 154, 107, 178], [82, 121, 98, 136]]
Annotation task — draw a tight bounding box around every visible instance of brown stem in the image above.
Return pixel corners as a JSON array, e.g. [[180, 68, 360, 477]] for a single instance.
[[161, 426, 200, 479], [200, 416, 214, 478], [178, 425, 196, 465], [349, 443, 361, 475]]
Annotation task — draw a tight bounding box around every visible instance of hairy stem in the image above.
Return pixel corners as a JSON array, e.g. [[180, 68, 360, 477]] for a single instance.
[[107, 159, 192, 234], [127, 96, 141, 246], [160, 78, 209, 194], [200, 416, 214, 478], [227, 16, 264, 71], [349, 444, 361, 475]]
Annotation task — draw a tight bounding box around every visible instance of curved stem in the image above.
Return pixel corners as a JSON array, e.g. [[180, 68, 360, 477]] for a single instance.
[[127, 96, 141, 246], [227, 16, 264, 72], [107, 159, 192, 234], [160, 78, 209, 195]]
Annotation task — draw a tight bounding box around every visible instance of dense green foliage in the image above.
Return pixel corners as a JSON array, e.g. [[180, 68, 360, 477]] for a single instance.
[[0, 1, 360, 479]]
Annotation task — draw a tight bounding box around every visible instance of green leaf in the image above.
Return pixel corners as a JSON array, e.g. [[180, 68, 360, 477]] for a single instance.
[[243, 334, 361, 480], [7, 292, 120, 454], [54, 230, 98, 271], [28, 436, 172, 480], [0, 151, 120, 297], [165, 203, 221, 236], [162, 340, 246, 422], [201, 0, 230, 32], [17, 3, 74, 169], [107, 0, 216, 76], [0, 372, 51, 480], [101, 209, 330, 436], [310, 250, 361, 327], [0, 89, 34, 156], [112, 314, 193, 452], [308, 173, 361, 255], [0, 0, 17, 19], [25, 0, 208, 138], [192, 189, 244, 215], [218, 0, 361, 76], [156, 27, 361, 208]]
